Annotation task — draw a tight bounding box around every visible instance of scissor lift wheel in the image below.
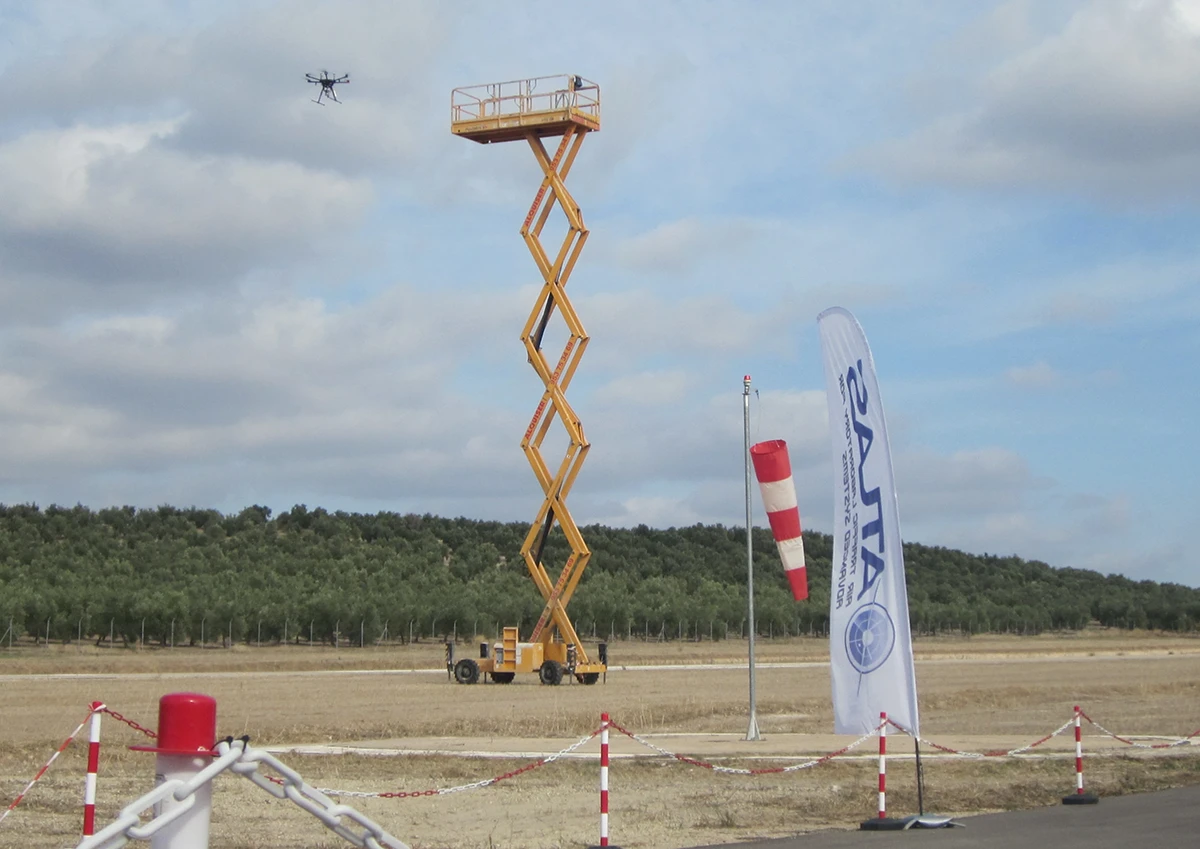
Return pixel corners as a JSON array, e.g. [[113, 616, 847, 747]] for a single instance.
[[454, 658, 480, 685]]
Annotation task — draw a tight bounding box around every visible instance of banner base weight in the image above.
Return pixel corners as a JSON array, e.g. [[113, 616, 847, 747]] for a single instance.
[[861, 815, 962, 831]]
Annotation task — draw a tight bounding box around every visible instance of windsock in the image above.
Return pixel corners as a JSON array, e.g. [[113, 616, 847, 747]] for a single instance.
[[750, 439, 808, 601]]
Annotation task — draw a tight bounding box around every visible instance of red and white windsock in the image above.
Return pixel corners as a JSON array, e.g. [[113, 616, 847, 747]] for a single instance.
[[750, 439, 808, 601]]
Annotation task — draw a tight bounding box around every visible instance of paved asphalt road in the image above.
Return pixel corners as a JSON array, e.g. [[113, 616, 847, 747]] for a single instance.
[[687, 785, 1200, 849]]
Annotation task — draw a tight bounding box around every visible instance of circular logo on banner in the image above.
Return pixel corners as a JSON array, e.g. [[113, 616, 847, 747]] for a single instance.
[[845, 603, 896, 674]]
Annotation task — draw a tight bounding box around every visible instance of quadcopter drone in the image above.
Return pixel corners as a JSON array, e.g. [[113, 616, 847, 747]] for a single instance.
[[306, 70, 349, 105]]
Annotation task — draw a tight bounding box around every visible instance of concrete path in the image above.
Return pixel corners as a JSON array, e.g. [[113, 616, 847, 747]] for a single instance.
[[687, 785, 1200, 849]]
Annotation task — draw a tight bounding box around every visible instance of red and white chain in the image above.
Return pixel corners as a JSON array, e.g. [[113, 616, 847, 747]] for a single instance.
[[606, 719, 882, 775], [98, 707, 157, 740], [1079, 710, 1200, 750], [319, 728, 601, 799], [886, 714, 1077, 759]]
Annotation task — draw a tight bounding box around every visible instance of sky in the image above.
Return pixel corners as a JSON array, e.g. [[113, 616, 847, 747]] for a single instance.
[[0, 0, 1196, 587]]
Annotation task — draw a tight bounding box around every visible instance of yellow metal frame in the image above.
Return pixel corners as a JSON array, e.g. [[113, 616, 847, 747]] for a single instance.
[[451, 74, 600, 144], [451, 75, 604, 681]]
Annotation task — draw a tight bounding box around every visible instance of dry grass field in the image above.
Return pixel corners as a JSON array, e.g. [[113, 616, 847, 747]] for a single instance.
[[2, 631, 1199, 849]]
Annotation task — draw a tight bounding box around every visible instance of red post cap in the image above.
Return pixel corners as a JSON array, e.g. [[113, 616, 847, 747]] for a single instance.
[[130, 692, 217, 755]]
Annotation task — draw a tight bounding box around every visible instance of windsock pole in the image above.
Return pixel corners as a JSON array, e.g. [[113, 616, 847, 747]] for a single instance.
[[742, 375, 761, 742]]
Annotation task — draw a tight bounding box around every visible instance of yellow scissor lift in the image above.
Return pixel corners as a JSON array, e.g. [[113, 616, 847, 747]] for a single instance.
[[449, 75, 605, 686]]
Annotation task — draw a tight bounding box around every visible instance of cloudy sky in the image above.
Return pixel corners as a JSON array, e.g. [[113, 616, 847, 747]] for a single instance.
[[0, 1, 1196, 586]]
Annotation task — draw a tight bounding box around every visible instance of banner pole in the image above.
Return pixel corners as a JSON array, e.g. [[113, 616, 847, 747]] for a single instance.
[[914, 736, 925, 816]]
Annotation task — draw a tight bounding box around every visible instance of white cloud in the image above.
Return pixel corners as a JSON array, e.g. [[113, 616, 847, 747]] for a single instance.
[[581, 290, 793, 365], [928, 491, 1132, 567], [0, 284, 524, 483], [613, 218, 761, 275], [885, 444, 1146, 578], [592, 370, 695, 406], [0, 123, 369, 249], [889, 252, 1200, 349], [589, 495, 706, 529], [852, 0, 1200, 202], [0, 1, 443, 176], [895, 447, 1040, 519], [0, 119, 179, 223], [994, 257, 1200, 338], [0, 118, 372, 322], [1004, 361, 1060, 388]]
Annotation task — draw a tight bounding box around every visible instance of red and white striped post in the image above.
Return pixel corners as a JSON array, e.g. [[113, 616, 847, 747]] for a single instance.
[[82, 701, 105, 836], [1073, 706, 1084, 794], [1062, 705, 1098, 805], [878, 711, 887, 820], [600, 712, 610, 846], [0, 707, 93, 828]]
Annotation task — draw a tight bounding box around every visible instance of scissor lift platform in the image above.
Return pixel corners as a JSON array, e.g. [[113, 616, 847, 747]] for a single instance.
[[451, 74, 600, 144]]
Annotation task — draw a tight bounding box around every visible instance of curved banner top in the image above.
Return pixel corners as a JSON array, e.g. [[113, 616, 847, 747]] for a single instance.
[[817, 306, 920, 737]]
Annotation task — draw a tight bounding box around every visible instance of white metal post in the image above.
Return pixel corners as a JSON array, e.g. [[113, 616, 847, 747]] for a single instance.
[[151, 753, 214, 848]]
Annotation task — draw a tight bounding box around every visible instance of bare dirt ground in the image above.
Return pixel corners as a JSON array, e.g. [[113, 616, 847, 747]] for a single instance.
[[2, 631, 1199, 849]]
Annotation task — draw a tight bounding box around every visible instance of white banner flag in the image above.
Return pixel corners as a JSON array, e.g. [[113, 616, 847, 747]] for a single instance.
[[817, 307, 920, 737]]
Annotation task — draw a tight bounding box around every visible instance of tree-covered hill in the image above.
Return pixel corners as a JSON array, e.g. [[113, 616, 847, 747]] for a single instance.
[[0, 503, 1196, 647]]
